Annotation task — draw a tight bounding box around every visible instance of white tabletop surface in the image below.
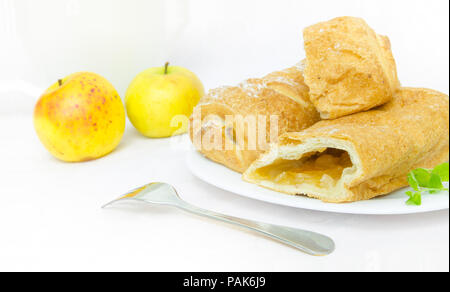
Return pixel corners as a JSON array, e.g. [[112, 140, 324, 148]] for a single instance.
[[0, 0, 448, 272], [0, 114, 448, 272]]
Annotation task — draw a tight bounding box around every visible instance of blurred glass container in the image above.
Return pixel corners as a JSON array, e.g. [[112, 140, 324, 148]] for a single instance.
[[0, 0, 187, 113]]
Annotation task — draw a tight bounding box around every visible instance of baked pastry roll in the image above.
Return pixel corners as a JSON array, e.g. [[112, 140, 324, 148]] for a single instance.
[[303, 16, 401, 119], [190, 66, 320, 173], [243, 88, 449, 203]]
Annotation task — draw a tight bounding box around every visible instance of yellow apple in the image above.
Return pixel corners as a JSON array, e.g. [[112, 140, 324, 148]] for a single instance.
[[125, 63, 204, 138], [34, 72, 126, 162]]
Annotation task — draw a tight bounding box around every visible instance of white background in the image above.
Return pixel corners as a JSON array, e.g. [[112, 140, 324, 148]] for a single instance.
[[0, 0, 448, 272]]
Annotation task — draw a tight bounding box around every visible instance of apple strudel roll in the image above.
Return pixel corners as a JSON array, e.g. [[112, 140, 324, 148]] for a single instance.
[[303, 17, 401, 119], [190, 66, 321, 173], [243, 88, 449, 203]]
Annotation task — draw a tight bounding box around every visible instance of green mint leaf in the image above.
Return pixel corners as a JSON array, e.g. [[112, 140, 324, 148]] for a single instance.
[[406, 192, 422, 206], [408, 173, 419, 191], [432, 162, 449, 182], [427, 187, 449, 195], [406, 164, 449, 206], [428, 173, 444, 190], [411, 168, 432, 187]]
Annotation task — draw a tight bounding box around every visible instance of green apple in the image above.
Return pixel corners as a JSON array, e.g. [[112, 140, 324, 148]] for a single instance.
[[125, 63, 205, 138]]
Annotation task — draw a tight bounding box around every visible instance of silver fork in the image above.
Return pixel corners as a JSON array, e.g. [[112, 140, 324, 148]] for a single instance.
[[102, 182, 335, 256]]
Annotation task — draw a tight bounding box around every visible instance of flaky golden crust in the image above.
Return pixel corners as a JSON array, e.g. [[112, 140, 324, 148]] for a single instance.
[[190, 66, 321, 173], [303, 17, 401, 119], [244, 88, 449, 203]]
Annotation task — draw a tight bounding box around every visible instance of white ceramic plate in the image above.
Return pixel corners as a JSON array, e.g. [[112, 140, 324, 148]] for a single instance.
[[187, 150, 449, 215]]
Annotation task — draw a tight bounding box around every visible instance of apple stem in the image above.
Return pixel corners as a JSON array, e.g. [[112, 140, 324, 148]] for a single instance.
[[58, 79, 63, 87], [164, 62, 170, 75]]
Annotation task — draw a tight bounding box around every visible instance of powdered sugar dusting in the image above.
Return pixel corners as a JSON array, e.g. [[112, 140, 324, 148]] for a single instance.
[[265, 75, 297, 88], [202, 116, 225, 128], [197, 86, 232, 105], [209, 86, 232, 99], [238, 80, 267, 98], [327, 128, 340, 135], [295, 60, 306, 71], [196, 86, 231, 106]]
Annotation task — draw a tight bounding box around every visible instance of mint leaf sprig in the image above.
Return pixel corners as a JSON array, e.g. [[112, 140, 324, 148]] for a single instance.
[[406, 162, 449, 206]]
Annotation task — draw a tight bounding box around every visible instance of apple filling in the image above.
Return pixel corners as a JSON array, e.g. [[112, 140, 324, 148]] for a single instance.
[[255, 148, 353, 189]]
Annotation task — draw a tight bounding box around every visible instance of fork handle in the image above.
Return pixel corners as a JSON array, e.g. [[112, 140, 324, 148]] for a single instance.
[[174, 201, 335, 256]]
